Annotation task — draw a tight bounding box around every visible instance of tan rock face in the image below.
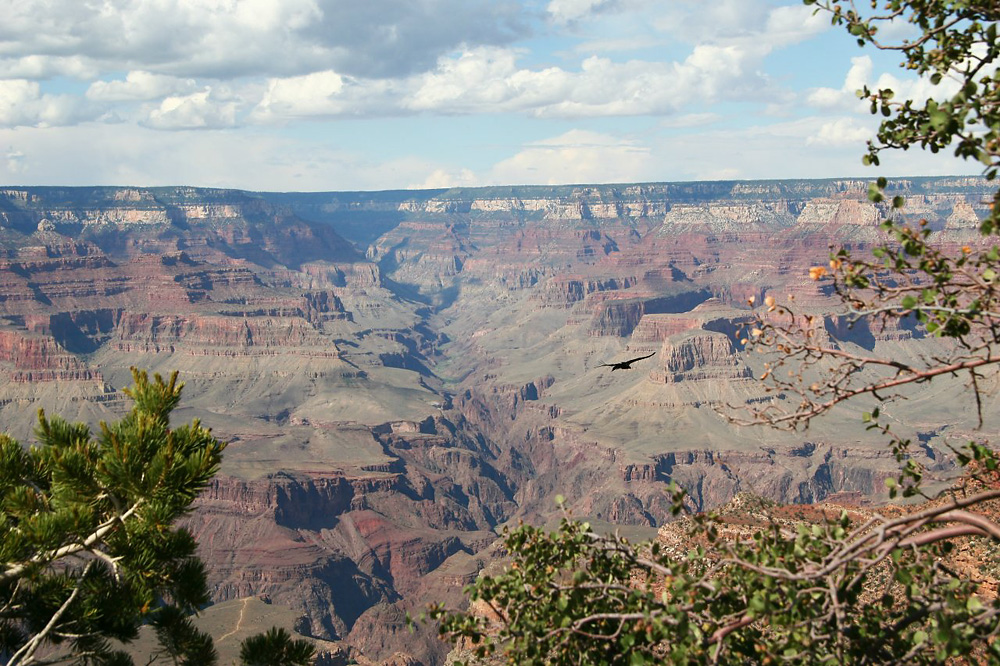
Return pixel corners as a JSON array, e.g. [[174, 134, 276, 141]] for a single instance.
[[0, 179, 990, 664], [652, 332, 751, 384], [797, 198, 886, 226]]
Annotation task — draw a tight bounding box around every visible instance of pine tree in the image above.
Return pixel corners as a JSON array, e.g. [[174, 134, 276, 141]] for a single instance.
[[239, 627, 315, 666], [0, 369, 225, 666]]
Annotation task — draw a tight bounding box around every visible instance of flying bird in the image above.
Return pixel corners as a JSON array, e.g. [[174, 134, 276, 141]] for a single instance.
[[599, 351, 655, 371]]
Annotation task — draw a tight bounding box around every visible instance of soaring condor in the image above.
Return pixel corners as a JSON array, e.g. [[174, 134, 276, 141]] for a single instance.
[[599, 352, 655, 371]]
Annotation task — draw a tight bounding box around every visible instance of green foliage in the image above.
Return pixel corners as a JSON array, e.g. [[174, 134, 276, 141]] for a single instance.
[[811, 0, 1000, 231], [0, 369, 226, 666], [431, 488, 1000, 665], [239, 626, 315, 666], [430, 3, 1000, 664]]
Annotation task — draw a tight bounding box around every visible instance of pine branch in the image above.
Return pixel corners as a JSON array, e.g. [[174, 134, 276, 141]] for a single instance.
[[7, 561, 94, 666], [0, 501, 142, 586]]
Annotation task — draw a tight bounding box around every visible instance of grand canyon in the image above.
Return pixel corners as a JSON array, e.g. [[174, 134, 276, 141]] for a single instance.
[[0, 178, 992, 664]]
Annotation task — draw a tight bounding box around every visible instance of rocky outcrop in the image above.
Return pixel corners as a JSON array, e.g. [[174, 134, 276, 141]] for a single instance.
[[651, 332, 751, 383], [796, 199, 887, 226], [614, 445, 910, 512], [0, 329, 102, 382], [112, 313, 336, 355], [539, 275, 639, 306]]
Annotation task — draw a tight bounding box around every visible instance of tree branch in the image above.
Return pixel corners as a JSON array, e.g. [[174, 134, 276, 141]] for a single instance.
[[7, 561, 94, 666], [0, 501, 142, 586]]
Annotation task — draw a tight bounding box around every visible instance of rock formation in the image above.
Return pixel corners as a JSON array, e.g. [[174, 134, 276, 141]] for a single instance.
[[0, 177, 990, 663]]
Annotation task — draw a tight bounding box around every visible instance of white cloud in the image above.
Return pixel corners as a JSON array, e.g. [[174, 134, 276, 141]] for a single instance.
[[0, 79, 101, 127], [654, 0, 827, 49], [389, 2, 827, 120], [547, 0, 617, 25], [486, 130, 654, 185], [0, 0, 527, 81], [0, 0, 846, 133], [250, 71, 399, 121], [763, 4, 829, 48], [808, 55, 966, 112], [143, 90, 239, 130], [5, 150, 26, 174], [0, 55, 99, 80], [249, 44, 776, 122], [411, 167, 478, 189], [807, 56, 872, 110], [87, 71, 198, 102], [403, 45, 772, 118], [807, 117, 875, 146], [253, 71, 346, 119]]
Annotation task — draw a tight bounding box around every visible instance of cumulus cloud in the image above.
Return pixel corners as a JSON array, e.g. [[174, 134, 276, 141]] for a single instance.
[[0, 55, 99, 80], [0, 79, 102, 127], [654, 0, 827, 49], [253, 71, 346, 119], [299, 0, 528, 79], [412, 167, 478, 189], [0, 0, 528, 81], [0, 0, 838, 131], [761, 4, 829, 47], [87, 71, 198, 102], [143, 90, 239, 130], [403, 45, 771, 118], [808, 55, 966, 112], [250, 44, 775, 123], [807, 56, 873, 110], [807, 117, 875, 146], [383, 1, 826, 121], [487, 130, 654, 185], [250, 71, 400, 121]]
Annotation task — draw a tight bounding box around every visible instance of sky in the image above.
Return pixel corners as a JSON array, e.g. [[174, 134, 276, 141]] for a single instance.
[[0, 0, 985, 192]]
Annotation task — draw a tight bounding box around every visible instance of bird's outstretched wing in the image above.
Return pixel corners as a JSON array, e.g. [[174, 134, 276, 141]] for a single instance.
[[622, 352, 655, 364], [598, 351, 656, 370]]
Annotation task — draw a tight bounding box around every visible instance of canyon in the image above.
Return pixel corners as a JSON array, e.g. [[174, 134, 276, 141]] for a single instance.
[[0, 178, 993, 664]]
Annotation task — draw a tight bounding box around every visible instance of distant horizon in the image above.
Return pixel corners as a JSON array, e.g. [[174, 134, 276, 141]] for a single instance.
[[1, 173, 992, 198]]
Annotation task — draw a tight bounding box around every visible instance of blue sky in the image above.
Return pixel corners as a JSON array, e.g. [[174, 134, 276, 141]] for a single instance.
[[0, 0, 984, 192]]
